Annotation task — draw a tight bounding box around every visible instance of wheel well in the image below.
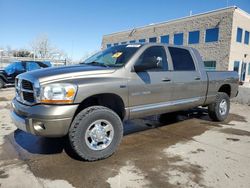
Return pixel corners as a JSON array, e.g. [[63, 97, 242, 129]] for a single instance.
[[74, 93, 126, 120], [0, 75, 5, 82], [218, 84, 231, 97]]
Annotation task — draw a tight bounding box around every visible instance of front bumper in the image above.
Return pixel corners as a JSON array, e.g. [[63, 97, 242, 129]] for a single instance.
[[11, 98, 79, 137]]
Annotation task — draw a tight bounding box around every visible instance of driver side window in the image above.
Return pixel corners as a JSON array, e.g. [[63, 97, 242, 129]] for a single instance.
[[135, 46, 168, 71]]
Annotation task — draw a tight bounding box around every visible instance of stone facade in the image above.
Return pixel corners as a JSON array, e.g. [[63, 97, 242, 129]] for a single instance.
[[102, 7, 250, 82]]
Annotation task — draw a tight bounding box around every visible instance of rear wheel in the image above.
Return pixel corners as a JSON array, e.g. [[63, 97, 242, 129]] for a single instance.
[[69, 106, 123, 161], [208, 92, 230, 122], [0, 78, 5, 89]]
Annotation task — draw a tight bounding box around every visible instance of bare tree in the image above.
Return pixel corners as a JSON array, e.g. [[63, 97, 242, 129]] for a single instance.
[[31, 34, 52, 59]]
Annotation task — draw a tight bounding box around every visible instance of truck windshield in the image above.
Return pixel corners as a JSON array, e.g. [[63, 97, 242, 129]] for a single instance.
[[82, 44, 141, 67]]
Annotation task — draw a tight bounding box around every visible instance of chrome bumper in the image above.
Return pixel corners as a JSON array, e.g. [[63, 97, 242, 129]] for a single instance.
[[11, 98, 79, 137], [11, 111, 27, 132]]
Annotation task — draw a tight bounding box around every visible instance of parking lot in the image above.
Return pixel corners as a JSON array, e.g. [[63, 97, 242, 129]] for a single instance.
[[0, 87, 250, 188]]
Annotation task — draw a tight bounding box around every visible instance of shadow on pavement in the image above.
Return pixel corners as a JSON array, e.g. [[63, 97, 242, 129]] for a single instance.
[[13, 107, 243, 161]]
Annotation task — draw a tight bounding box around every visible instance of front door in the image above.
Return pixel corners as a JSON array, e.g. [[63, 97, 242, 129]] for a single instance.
[[128, 46, 173, 118]]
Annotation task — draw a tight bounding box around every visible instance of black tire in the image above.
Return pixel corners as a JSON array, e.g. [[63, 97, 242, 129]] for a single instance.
[[208, 92, 230, 122], [69, 106, 123, 161], [0, 78, 5, 89]]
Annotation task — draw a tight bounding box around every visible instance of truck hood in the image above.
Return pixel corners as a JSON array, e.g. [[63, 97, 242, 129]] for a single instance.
[[19, 64, 116, 84]]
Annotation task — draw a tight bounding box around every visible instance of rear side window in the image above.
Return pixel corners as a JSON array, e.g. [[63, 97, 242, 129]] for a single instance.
[[168, 47, 195, 71]]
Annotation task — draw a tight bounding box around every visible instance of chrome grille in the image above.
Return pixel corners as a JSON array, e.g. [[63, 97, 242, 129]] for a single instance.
[[22, 80, 33, 90], [23, 92, 35, 103], [15, 79, 35, 105]]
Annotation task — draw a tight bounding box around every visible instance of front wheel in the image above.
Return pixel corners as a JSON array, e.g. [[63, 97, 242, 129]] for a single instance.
[[69, 106, 123, 161], [208, 92, 230, 122]]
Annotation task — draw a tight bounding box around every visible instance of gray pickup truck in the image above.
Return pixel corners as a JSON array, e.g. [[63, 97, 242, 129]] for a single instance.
[[11, 43, 238, 161]]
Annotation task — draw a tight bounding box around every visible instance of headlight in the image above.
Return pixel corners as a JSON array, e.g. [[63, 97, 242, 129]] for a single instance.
[[40, 83, 77, 104]]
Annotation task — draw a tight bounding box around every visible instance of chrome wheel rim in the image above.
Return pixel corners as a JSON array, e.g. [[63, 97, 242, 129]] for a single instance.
[[219, 99, 227, 116], [85, 119, 114, 151]]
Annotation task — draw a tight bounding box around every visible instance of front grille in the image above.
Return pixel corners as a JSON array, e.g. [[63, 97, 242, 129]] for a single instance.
[[22, 80, 33, 90], [23, 92, 35, 103], [16, 79, 35, 105]]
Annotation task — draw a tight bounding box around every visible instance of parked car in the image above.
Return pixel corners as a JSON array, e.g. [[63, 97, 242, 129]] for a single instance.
[[11, 43, 238, 161], [0, 61, 51, 89]]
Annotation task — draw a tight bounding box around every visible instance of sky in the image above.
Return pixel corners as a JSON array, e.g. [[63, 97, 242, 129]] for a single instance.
[[0, 0, 250, 61]]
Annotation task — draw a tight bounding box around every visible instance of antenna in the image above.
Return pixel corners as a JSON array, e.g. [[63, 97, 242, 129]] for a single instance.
[[227, 0, 229, 7]]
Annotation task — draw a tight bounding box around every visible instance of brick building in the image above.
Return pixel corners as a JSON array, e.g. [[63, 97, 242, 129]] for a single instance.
[[102, 6, 250, 82]]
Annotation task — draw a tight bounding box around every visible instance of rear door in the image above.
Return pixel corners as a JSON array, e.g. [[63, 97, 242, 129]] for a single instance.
[[167, 47, 206, 107]]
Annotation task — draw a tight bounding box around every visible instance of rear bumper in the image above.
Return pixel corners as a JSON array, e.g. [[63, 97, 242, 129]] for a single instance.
[[11, 98, 78, 137]]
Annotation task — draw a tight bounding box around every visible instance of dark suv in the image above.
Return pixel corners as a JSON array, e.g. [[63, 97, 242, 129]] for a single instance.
[[0, 61, 51, 89]]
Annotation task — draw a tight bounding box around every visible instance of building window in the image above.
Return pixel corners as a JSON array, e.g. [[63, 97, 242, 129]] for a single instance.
[[121, 41, 127, 45], [188, 31, 200, 44], [160, 35, 169, 44], [244, 31, 249, 45], [233, 61, 240, 73], [204, 61, 216, 71], [106, 44, 112, 48], [168, 47, 195, 71], [248, 63, 250, 75], [139, 39, 146, 43], [149, 37, 157, 43], [114, 43, 119, 46], [129, 40, 136, 44], [205, 28, 219, 42], [236, 27, 243, 43], [174, 33, 184, 45]]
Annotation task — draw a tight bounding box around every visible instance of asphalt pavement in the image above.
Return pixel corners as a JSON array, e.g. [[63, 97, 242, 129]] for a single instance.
[[0, 87, 250, 188]]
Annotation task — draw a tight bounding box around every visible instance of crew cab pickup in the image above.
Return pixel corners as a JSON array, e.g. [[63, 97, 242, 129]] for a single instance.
[[0, 61, 51, 89], [11, 43, 238, 161]]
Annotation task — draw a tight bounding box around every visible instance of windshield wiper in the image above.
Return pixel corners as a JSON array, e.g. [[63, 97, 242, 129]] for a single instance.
[[84, 61, 110, 68]]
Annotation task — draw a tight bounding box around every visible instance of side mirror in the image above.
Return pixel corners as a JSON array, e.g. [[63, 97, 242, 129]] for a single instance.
[[132, 56, 162, 72]]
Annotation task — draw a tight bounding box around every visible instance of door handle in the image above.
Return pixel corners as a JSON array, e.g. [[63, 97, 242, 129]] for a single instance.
[[162, 78, 171, 82], [194, 77, 201, 80]]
